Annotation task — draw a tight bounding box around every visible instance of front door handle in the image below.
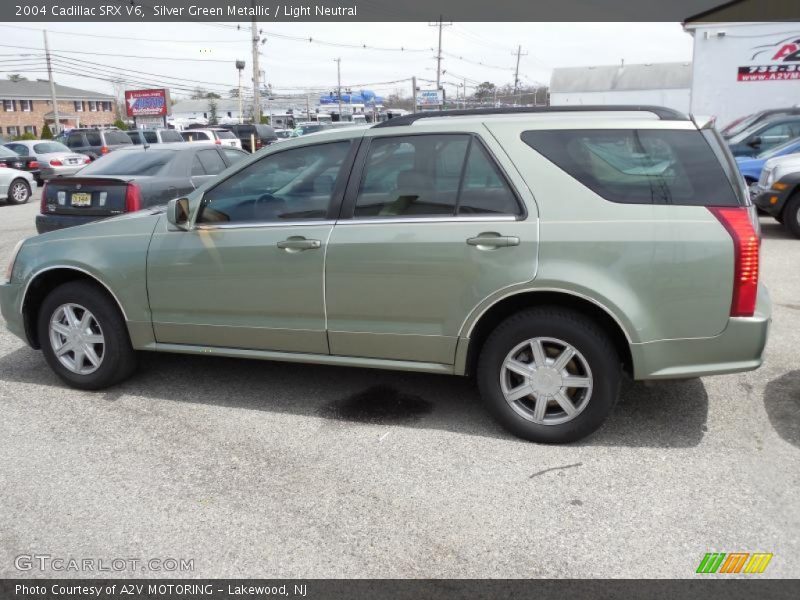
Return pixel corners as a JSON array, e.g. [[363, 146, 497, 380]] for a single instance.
[[277, 236, 322, 252], [466, 234, 520, 249]]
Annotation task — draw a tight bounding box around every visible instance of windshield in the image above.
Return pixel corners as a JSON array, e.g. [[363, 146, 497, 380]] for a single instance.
[[33, 142, 71, 154], [721, 113, 760, 138], [79, 150, 175, 176], [756, 137, 800, 159]]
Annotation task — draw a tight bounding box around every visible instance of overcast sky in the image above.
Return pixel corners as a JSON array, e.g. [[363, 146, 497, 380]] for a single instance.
[[0, 22, 693, 99]]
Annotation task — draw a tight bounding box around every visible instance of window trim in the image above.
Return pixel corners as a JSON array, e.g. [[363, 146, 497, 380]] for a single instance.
[[191, 138, 360, 228], [338, 131, 527, 222]]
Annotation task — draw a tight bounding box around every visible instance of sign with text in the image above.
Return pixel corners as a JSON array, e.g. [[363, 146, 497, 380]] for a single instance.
[[125, 89, 169, 117], [416, 89, 444, 107]]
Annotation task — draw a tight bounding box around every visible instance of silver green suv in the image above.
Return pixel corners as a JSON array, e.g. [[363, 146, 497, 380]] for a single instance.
[[1, 107, 771, 443]]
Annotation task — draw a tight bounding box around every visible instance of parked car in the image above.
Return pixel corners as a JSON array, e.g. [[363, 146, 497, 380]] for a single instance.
[[4, 140, 90, 183], [2, 106, 770, 444], [126, 128, 185, 145], [36, 143, 247, 233], [274, 128, 298, 141], [0, 145, 40, 181], [294, 122, 330, 136], [735, 136, 800, 184], [180, 128, 242, 149], [61, 128, 133, 160], [727, 116, 800, 157], [0, 167, 35, 204], [218, 124, 277, 152], [720, 106, 800, 140], [751, 152, 800, 236]]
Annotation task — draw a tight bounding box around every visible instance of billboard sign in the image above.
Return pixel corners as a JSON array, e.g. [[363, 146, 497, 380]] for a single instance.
[[416, 89, 444, 107], [125, 88, 169, 117], [737, 34, 800, 82]]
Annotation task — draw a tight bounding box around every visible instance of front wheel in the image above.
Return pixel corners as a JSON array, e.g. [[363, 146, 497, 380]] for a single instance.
[[38, 281, 137, 390], [783, 193, 800, 238], [477, 308, 621, 443], [7, 178, 31, 204]]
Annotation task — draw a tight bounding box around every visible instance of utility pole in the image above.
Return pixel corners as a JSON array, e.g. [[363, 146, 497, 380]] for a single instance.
[[43, 30, 60, 134], [512, 45, 528, 98], [250, 8, 261, 124], [235, 60, 245, 124], [305, 94, 310, 121], [429, 16, 452, 94], [411, 76, 417, 113], [334, 58, 342, 118]]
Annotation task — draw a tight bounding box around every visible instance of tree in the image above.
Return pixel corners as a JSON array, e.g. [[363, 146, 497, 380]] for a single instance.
[[228, 87, 240, 98], [190, 87, 220, 100], [13, 132, 37, 141], [7, 74, 27, 82], [208, 98, 218, 125], [113, 118, 128, 130], [40, 123, 53, 139], [473, 82, 496, 103]]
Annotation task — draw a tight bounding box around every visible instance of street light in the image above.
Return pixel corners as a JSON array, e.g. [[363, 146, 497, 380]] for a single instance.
[[235, 60, 245, 124]]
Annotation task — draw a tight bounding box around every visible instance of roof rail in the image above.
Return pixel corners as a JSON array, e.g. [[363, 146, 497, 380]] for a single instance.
[[372, 105, 689, 128]]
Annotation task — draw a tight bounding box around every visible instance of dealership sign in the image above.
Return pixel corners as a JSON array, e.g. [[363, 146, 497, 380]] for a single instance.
[[416, 89, 444, 107], [125, 88, 169, 116], [738, 35, 800, 81]]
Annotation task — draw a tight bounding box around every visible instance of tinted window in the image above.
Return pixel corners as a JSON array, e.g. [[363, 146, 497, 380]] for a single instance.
[[80, 150, 175, 176], [198, 141, 350, 224], [105, 130, 133, 145], [521, 129, 740, 206], [182, 131, 210, 141], [223, 148, 248, 164], [6, 144, 28, 156], [197, 149, 226, 174], [33, 142, 70, 154], [66, 133, 84, 148], [191, 156, 205, 176], [126, 131, 143, 145], [159, 130, 183, 142], [215, 130, 236, 140], [85, 132, 102, 146], [142, 131, 158, 144]]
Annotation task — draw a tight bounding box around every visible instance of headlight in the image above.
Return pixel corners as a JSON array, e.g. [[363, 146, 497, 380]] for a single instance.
[[765, 168, 775, 187], [4, 238, 27, 283]]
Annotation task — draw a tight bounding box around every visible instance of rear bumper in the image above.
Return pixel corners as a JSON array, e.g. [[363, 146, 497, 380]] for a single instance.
[[632, 283, 771, 380], [36, 213, 106, 234], [40, 165, 85, 180]]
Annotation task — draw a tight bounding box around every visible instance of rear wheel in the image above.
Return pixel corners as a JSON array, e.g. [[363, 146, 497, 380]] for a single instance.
[[7, 179, 31, 204], [38, 281, 137, 390], [783, 193, 800, 238], [477, 308, 621, 443]]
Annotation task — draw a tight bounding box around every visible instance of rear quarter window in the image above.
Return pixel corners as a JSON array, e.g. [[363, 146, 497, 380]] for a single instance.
[[521, 129, 741, 206], [105, 131, 133, 145]]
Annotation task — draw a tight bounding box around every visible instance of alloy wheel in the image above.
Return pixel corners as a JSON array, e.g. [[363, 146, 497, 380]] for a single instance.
[[49, 303, 105, 375]]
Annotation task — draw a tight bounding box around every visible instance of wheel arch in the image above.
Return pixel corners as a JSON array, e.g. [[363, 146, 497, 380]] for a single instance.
[[21, 266, 128, 349], [461, 289, 634, 378]]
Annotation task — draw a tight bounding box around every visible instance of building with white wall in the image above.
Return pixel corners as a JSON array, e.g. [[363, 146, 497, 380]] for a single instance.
[[549, 62, 692, 114]]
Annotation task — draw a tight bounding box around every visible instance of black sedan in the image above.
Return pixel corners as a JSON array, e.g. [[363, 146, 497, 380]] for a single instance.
[[0, 145, 40, 181], [37, 143, 248, 234]]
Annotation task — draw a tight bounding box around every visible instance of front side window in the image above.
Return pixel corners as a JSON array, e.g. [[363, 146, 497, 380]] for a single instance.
[[521, 129, 740, 207], [354, 134, 520, 218], [197, 141, 350, 224]]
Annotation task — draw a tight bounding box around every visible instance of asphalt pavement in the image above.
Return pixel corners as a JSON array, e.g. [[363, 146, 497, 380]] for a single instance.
[[0, 192, 798, 578]]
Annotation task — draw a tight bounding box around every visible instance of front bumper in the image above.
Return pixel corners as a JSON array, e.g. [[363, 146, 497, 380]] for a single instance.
[[36, 213, 105, 234], [0, 280, 28, 345], [752, 184, 789, 218], [632, 283, 771, 380]]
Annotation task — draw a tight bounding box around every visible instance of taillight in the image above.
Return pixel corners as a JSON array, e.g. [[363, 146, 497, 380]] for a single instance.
[[39, 182, 48, 214], [29, 161, 39, 169], [708, 207, 759, 317], [214, 138, 221, 145], [0, 162, 7, 168], [125, 182, 142, 212], [101, 146, 109, 155], [83, 157, 91, 164], [255, 139, 263, 149], [50, 159, 63, 166]]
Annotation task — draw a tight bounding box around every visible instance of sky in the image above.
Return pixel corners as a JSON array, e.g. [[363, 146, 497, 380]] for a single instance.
[[0, 22, 694, 100]]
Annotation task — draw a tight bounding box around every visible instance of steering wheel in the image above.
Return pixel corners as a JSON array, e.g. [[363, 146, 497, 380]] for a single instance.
[[252, 192, 286, 220]]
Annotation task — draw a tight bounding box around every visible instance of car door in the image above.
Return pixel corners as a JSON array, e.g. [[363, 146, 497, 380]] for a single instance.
[[325, 132, 538, 365], [146, 139, 357, 353]]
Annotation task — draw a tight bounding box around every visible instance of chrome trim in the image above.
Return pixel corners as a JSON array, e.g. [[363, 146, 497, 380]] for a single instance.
[[195, 220, 336, 230], [337, 215, 518, 226], [460, 286, 634, 345], [21, 265, 129, 321]]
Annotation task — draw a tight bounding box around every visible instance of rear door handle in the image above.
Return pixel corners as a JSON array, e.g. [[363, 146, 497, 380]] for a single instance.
[[277, 237, 321, 252], [466, 234, 520, 248]]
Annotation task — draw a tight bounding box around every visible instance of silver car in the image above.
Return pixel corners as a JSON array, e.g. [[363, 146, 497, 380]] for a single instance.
[[0, 167, 36, 204], [4, 140, 90, 182]]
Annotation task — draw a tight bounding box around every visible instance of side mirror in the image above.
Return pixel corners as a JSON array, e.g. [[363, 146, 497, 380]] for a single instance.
[[748, 136, 762, 148], [167, 197, 190, 230]]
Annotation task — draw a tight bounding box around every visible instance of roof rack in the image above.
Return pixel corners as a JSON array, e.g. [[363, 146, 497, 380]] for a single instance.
[[372, 105, 688, 128]]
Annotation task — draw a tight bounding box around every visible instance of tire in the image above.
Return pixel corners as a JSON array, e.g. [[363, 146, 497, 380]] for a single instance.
[[783, 193, 800, 238], [37, 280, 137, 390], [477, 308, 621, 444], [7, 178, 31, 204]]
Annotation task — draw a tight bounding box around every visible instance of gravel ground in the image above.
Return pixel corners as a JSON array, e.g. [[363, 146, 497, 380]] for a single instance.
[[0, 193, 798, 578]]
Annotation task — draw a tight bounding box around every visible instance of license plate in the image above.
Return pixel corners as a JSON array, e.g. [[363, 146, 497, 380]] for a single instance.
[[71, 192, 91, 207]]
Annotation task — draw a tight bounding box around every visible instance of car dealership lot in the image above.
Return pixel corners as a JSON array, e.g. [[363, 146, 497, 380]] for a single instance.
[[0, 194, 798, 578]]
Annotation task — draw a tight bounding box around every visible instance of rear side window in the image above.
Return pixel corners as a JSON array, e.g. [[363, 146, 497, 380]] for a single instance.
[[521, 129, 740, 206], [159, 130, 183, 142], [354, 134, 521, 218], [143, 131, 158, 144], [127, 131, 142, 145], [215, 130, 236, 140], [197, 149, 226, 174], [105, 131, 133, 145]]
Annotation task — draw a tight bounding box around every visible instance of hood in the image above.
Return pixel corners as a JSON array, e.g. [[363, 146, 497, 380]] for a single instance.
[[764, 153, 800, 173]]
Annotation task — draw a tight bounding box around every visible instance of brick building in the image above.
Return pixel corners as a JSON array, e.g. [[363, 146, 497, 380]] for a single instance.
[[0, 79, 116, 138]]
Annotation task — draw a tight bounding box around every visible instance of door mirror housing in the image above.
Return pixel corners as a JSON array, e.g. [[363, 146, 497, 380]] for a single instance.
[[167, 197, 191, 230]]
